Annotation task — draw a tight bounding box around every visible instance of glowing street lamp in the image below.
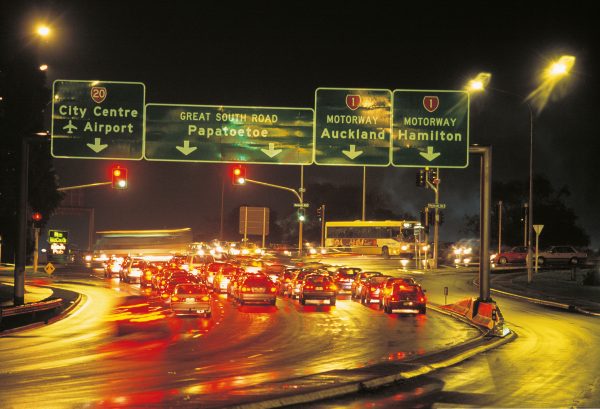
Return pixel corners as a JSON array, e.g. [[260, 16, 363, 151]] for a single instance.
[[36, 25, 51, 37], [466, 55, 575, 283]]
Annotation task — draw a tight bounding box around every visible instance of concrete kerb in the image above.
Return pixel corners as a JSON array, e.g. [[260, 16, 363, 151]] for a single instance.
[[473, 277, 600, 317], [231, 304, 516, 409]]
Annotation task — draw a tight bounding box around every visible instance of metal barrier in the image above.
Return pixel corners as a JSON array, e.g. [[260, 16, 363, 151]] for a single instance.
[[0, 298, 63, 324]]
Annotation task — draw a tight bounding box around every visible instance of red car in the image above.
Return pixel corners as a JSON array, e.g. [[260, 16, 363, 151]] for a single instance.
[[380, 279, 427, 314], [359, 275, 391, 305], [492, 246, 529, 265]]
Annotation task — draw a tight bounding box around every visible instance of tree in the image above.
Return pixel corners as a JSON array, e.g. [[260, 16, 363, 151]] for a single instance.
[[460, 175, 589, 247], [0, 50, 63, 262]]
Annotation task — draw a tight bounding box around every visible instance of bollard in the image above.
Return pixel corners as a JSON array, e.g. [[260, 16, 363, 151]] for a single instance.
[[444, 286, 448, 305]]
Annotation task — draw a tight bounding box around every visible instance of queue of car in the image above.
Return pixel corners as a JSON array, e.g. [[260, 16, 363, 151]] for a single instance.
[[101, 250, 429, 317]]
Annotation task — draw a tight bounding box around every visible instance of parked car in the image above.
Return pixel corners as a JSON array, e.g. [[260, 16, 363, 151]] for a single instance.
[[380, 279, 427, 314], [537, 246, 587, 266], [299, 274, 337, 306], [491, 246, 529, 265], [169, 283, 213, 317]]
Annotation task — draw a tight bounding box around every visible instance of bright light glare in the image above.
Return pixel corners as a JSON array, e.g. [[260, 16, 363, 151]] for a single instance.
[[546, 55, 575, 78], [465, 72, 492, 92], [526, 55, 576, 113], [36, 25, 50, 37], [39, 64, 48, 71]]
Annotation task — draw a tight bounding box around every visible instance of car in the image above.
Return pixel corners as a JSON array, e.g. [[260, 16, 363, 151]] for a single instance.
[[140, 264, 157, 287], [160, 274, 195, 303], [536, 246, 587, 266], [213, 264, 239, 293], [286, 269, 323, 299], [380, 279, 427, 314], [333, 267, 361, 293], [234, 275, 277, 306], [104, 256, 125, 278], [119, 257, 148, 283], [351, 271, 382, 300], [359, 275, 392, 305], [169, 283, 213, 317], [298, 274, 337, 306], [491, 246, 529, 265], [277, 268, 300, 295]]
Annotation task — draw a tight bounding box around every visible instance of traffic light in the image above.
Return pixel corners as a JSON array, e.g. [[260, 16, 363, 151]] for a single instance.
[[231, 165, 246, 185], [316, 205, 323, 221], [31, 212, 43, 227], [438, 210, 445, 225], [428, 168, 439, 185], [111, 166, 128, 189], [416, 169, 426, 187], [297, 209, 306, 222]]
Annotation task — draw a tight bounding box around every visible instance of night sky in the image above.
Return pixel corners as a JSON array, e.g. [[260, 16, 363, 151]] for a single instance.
[[3, 1, 598, 248]]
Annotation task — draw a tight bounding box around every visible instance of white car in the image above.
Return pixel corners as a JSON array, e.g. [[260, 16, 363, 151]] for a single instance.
[[537, 246, 587, 266]]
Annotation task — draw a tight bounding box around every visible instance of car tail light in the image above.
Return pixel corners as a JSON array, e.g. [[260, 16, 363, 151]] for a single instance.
[[420, 297, 425, 302], [330, 284, 337, 291], [305, 284, 314, 290], [161, 293, 170, 299], [391, 295, 399, 301], [371, 288, 378, 293], [269, 287, 277, 293], [241, 286, 250, 292], [171, 296, 179, 302], [285, 278, 291, 282], [201, 296, 210, 301], [145, 271, 152, 279]]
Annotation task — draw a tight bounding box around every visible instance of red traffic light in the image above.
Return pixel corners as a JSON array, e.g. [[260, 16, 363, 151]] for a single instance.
[[231, 165, 246, 185], [111, 166, 128, 189], [32, 212, 43, 222]]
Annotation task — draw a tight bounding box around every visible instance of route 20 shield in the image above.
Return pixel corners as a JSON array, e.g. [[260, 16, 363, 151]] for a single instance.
[[346, 95, 361, 111], [91, 87, 107, 103], [423, 96, 439, 113]]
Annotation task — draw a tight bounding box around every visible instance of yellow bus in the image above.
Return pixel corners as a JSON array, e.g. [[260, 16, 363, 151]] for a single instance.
[[324, 220, 426, 258]]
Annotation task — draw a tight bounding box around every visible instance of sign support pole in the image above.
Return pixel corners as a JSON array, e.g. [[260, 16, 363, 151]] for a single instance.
[[14, 136, 29, 306], [470, 145, 492, 302]]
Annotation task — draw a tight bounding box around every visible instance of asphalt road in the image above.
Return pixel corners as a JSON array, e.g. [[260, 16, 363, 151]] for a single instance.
[[309, 256, 600, 408], [0, 264, 480, 408]]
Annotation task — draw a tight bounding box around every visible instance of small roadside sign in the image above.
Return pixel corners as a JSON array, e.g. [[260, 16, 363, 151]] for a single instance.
[[44, 263, 56, 275], [533, 225, 544, 235], [427, 203, 446, 209]]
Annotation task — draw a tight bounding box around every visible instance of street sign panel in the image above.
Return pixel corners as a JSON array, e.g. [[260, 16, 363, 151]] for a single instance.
[[392, 90, 469, 168], [51, 80, 145, 160], [314, 88, 392, 166], [427, 203, 446, 209], [145, 104, 313, 164]]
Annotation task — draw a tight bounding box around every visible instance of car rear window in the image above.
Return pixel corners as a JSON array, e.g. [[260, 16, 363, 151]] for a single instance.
[[369, 276, 388, 284], [176, 285, 207, 294], [393, 283, 419, 293], [244, 277, 270, 286], [307, 275, 330, 284]]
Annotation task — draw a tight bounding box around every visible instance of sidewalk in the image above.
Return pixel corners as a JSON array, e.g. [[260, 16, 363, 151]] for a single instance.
[[490, 267, 600, 314], [0, 282, 54, 308]]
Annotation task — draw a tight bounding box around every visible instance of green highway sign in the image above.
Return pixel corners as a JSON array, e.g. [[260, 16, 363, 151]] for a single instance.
[[51, 80, 145, 160], [392, 89, 469, 168], [314, 88, 392, 166], [145, 104, 313, 164]]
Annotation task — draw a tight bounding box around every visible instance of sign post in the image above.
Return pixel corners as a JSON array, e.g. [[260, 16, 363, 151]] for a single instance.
[[392, 90, 469, 168], [51, 80, 145, 160], [314, 88, 392, 166], [533, 224, 544, 273]]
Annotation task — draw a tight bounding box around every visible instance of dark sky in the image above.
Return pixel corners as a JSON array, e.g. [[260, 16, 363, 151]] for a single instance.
[[3, 1, 598, 248]]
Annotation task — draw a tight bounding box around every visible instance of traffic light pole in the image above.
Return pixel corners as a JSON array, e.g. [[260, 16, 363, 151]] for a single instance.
[[57, 181, 112, 191], [425, 169, 440, 269], [243, 177, 305, 256]]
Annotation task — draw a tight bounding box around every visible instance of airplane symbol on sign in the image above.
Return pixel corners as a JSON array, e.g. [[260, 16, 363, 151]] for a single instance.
[[63, 120, 78, 134]]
